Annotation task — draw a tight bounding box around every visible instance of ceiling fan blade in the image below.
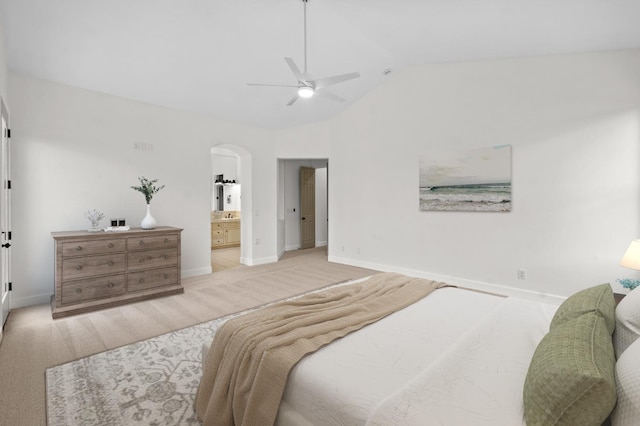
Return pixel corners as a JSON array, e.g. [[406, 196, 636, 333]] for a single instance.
[[315, 89, 345, 103], [247, 83, 298, 88], [286, 94, 300, 106], [312, 72, 360, 90], [284, 57, 304, 82]]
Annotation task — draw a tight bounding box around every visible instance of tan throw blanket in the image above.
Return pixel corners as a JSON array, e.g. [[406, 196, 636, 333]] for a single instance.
[[195, 272, 445, 426]]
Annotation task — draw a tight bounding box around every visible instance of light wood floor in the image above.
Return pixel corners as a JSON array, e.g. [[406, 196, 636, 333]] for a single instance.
[[0, 247, 377, 426], [211, 246, 243, 272]]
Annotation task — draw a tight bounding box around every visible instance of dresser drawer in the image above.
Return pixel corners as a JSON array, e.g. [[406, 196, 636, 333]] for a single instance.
[[127, 248, 178, 271], [127, 234, 178, 252], [128, 267, 178, 292], [62, 254, 126, 280], [61, 274, 126, 305], [212, 222, 225, 230], [211, 237, 225, 246], [61, 239, 125, 257], [212, 229, 224, 237]]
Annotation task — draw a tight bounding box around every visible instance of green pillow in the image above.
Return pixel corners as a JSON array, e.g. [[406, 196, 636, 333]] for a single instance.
[[523, 312, 617, 426], [550, 283, 615, 334]]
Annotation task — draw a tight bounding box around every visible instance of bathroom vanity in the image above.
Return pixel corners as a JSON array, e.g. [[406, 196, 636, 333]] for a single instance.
[[211, 213, 240, 249]]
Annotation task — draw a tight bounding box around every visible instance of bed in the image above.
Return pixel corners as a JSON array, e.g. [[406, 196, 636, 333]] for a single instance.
[[195, 272, 640, 426]]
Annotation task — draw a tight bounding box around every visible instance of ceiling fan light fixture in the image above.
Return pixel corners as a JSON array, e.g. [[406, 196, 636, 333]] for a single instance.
[[298, 86, 315, 98], [247, 0, 360, 106]]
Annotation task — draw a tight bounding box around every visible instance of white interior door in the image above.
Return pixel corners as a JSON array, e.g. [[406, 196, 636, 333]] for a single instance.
[[1, 97, 11, 338]]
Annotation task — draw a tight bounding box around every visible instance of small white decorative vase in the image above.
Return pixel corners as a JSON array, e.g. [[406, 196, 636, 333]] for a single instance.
[[141, 204, 156, 230]]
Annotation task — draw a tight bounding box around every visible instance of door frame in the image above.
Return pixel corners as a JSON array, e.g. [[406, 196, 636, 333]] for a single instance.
[[210, 145, 252, 266], [0, 96, 11, 337], [299, 166, 316, 250], [277, 159, 328, 257]]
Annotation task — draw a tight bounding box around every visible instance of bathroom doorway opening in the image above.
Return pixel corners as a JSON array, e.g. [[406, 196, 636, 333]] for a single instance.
[[211, 145, 250, 272]]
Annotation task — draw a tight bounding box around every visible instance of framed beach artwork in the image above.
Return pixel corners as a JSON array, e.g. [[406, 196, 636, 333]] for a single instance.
[[419, 145, 512, 212]]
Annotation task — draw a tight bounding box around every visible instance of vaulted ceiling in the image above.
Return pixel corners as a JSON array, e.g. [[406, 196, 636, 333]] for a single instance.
[[1, 0, 639, 129]]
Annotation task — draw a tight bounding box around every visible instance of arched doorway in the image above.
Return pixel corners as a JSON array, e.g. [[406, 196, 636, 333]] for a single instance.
[[211, 145, 252, 268]]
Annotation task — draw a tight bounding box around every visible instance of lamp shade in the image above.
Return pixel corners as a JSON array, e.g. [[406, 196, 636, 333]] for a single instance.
[[620, 240, 640, 270]]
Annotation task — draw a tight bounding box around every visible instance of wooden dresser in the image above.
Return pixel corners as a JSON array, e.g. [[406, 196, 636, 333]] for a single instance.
[[51, 226, 183, 318]]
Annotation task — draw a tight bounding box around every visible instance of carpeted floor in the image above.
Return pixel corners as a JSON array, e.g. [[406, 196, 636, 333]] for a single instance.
[[0, 247, 377, 426]]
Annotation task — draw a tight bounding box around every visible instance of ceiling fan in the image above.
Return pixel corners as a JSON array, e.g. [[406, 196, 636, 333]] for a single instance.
[[247, 0, 360, 106]]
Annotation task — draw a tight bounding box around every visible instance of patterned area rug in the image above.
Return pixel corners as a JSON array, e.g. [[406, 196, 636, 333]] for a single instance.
[[46, 278, 365, 425], [46, 310, 246, 425]]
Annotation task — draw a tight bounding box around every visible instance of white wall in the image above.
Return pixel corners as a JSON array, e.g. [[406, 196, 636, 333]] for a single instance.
[[222, 185, 241, 211], [0, 22, 7, 102], [277, 50, 640, 301], [277, 159, 285, 258], [9, 73, 277, 307], [7, 49, 640, 308], [211, 152, 241, 212], [211, 153, 238, 183]]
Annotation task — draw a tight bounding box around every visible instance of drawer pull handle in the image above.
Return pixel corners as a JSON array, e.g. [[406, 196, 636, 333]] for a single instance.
[[75, 288, 82, 293], [163, 274, 169, 279], [139, 241, 144, 245], [164, 238, 169, 243], [76, 265, 82, 270], [164, 255, 169, 260], [108, 261, 114, 266], [139, 258, 144, 263], [107, 282, 114, 288], [108, 243, 114, 248], [76, 246, 83, 251], [139, 278, 144, 283]]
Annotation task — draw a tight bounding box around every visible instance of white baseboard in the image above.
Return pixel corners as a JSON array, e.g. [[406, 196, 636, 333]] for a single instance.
[[245, 255, 279, 266], [327, 255, 566, 305], [286, 241, 326, 251], [11, 293, 52, 309], [182, 267, 212, 278]]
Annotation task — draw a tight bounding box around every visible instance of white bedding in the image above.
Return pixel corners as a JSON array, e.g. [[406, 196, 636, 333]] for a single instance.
[[274, 287, 557, 426]]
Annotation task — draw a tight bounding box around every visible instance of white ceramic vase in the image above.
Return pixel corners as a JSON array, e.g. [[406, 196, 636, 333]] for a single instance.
[[141, 204, 156, 229]]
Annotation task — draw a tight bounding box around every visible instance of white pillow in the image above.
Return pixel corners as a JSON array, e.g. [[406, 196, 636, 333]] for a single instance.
[[612, 338, 640, 425], [614, 287, 640, 358]]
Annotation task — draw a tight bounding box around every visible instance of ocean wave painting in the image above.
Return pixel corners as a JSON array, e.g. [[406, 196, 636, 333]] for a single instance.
[[419, 145, 512, 212]]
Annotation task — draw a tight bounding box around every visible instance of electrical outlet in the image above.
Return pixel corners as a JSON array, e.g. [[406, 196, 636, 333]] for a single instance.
[[518, 269, 527, 280]]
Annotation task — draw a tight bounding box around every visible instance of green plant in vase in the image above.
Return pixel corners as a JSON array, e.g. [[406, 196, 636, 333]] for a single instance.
[[131, 177, 165, 229]]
